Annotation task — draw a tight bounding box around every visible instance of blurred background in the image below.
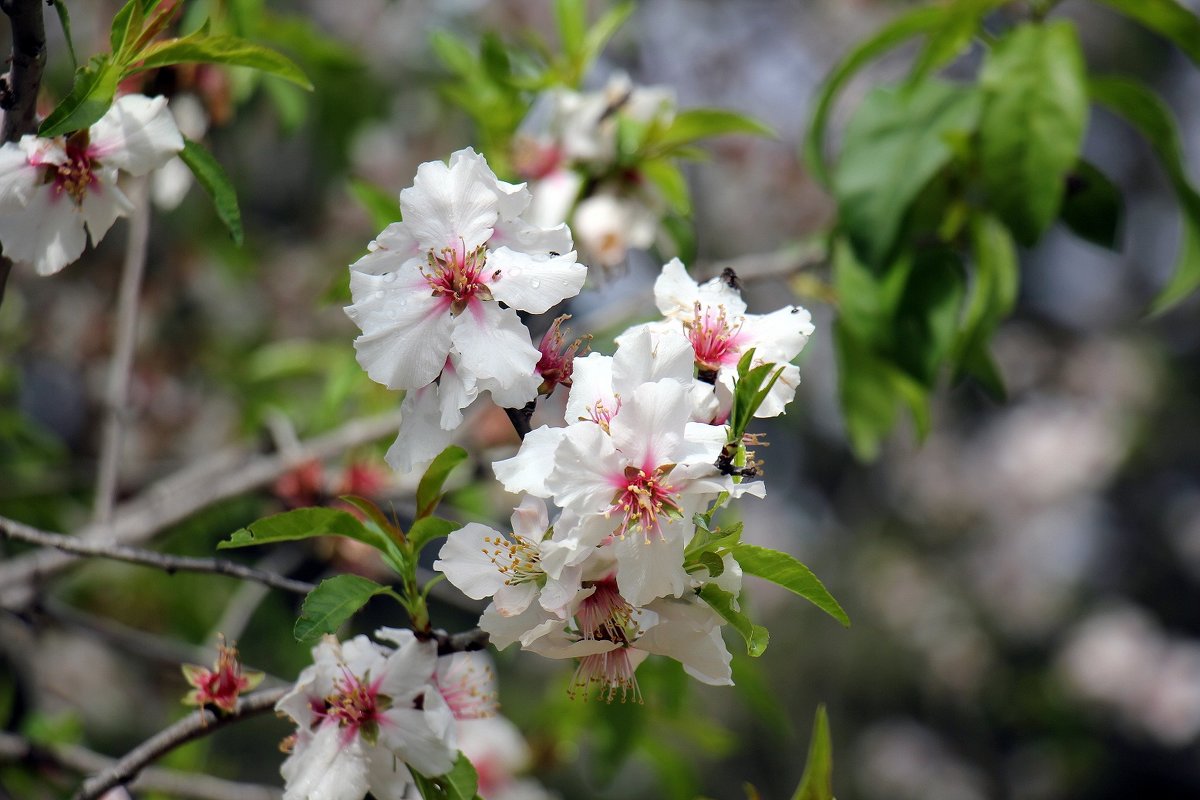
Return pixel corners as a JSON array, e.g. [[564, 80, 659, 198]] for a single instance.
[[3, 1, 1200, 798]]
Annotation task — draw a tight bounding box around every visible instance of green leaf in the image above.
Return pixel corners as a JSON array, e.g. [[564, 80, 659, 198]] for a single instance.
[[833, 80, 981, 267], [1089, 76, 1200, 314], [218, 507, 400, 561], [805, 4, 948, 186], [134, 32, 313, 89], [954, 214, 1018, 392], [294, 575, 392, 644], [110, 0, 145, 59], [348, 178, 403, 231], [697, 584, 769, 657], [791, 705, 834, 800], [52, 1, 78, 71], [430, 31, 477, 76], [410, 755, 482, 800], [554, 0, 587, 59], [908, 0, 1006, 82], [697, 550, 725, 579], [657, 109, 774, 150], [685, 517, 743, 559], [1091, 0, 1200, 66], [581, 1, 635, 70], [640, 159, 691, 216], [1060, 161, 1123, 250], [416, 446, 468, 519], [890, 249, 966, 387], [178, 138, 244, 246], [730, 544, 849, 628], [978, 22, 1089, 245], [38, 58, 122, 137], [408, 517, 461, 555]]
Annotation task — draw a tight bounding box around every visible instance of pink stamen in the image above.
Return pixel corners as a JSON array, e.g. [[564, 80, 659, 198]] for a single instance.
[[608, 464, 682, 541], [423, 241, 492, 315], [569, 649, 642, 704], [685, 301, 746, 374], [50, 133, 98, 205]]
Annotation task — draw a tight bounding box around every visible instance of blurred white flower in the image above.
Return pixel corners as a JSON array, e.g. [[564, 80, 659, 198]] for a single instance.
[[0, 94, 183, 275]]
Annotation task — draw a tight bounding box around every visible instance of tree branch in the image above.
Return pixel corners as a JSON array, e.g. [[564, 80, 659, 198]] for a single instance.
[[0, 0, 49, 308], [0, 731, 282, 800], [694, 240, 827, 284], [0, 409, 403, 609], [429, 627, 490, 655], [504, 401, 536, 441], [0, 515, 315, 595], [93, 180, 152, 524], [1, 0, 46, 142], [72, 687, 288, 800]]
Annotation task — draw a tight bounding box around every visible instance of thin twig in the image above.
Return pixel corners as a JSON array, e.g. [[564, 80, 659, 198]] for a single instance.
[[0, 514, 315, 594], [0, 731, 282, 800], [72, 687, 288, 800], [0, 409, 403, 609], [94, 180, 152, 524]]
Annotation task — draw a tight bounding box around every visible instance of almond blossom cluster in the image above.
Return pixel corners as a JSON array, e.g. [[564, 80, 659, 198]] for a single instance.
[[276, 629, 497, 800], [0, 94, 184, 276], [433, 260, 814, 701], [513, 75, 676, 270], [345, 148, 587, 472]]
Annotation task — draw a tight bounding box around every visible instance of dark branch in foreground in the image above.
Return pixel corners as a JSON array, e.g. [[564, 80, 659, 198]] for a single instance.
[[0, 515, 316, 595], [0, 0, 49, 307], [430, 626, 490, 655], [0, 731, 281, 800], [504, 401, 536, 441], [72, 687, 288, 800]]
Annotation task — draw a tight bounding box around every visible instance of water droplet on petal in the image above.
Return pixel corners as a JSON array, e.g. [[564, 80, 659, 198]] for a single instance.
[[530, 278, 541, 289]]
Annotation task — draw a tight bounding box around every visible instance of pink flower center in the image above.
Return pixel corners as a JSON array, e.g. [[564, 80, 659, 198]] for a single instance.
[[584, 395, 621, 432], [684, 302, 745, 375], [315, 669, 389, 743], [609, 464, 682, 541], [436, 658, 498, 721], [576, 579, 635, 643], [423, 243, 493, 315], [51, 137, 98, 204]]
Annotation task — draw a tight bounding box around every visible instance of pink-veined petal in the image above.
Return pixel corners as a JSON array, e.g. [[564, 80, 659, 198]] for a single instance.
[[608, 380, 691, 470], [347, 270, 453, 390], [450, 302, 540, 392], [89, 94, 184, 176], [400, 155, 498, 252], [486, 247, 586, 314], [0, 186, 87, 276], [281, 723, 369, 800]]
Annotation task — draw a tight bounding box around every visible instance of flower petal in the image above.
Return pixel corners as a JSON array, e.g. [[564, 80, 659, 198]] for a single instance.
[[400, 155, 498, 252], [0, 187, 87, 276], [492, 425, 566, 498], [486, 247, 586, 315], [89, 94, 184, 176], [281, 723, 369, 800], [80, 170, 133, 245], [347, 269, 453, 390], [433, 522, 511, 600], [450, 302, 540, 392], [637, 596, 733, 685], [0, 141, 40, 205]]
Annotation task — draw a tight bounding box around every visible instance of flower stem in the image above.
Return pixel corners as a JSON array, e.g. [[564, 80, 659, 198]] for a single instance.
[[93, 179, 152, 524]]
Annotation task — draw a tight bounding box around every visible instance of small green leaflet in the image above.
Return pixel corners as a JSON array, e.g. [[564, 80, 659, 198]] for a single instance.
[[218, 506, 402, 567], [53, 1, 78, 71], [408, 517, 461, 555], [729, 544, 850, 628], [416, 446, 468, 519], [656, 108, 774, 151], [38, 59, 123, 138], [697, 584, 769, 657], [133, 32, 313, 90], [791, 705, 834, 800], [294, 575, 394, 644], [1091, 0, 1200, 67], [411, 755, 482, 800], [179, 138, 244, 246]]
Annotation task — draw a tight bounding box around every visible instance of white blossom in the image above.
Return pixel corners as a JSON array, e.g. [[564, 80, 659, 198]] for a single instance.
[[0, 94, 183, 276]]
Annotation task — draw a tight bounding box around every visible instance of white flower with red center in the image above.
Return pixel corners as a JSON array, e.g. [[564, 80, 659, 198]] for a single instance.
[[435, 651, 499, 721], [0, 94, 183, 276], [492, 327, 716, 499], [433, 496, 586, 619], [544, 379, 732, 606], [276, 629, 456, 800], [346, 148, 586, 399], [626, 258, 816, 419], [480, 576, 733, 702]]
